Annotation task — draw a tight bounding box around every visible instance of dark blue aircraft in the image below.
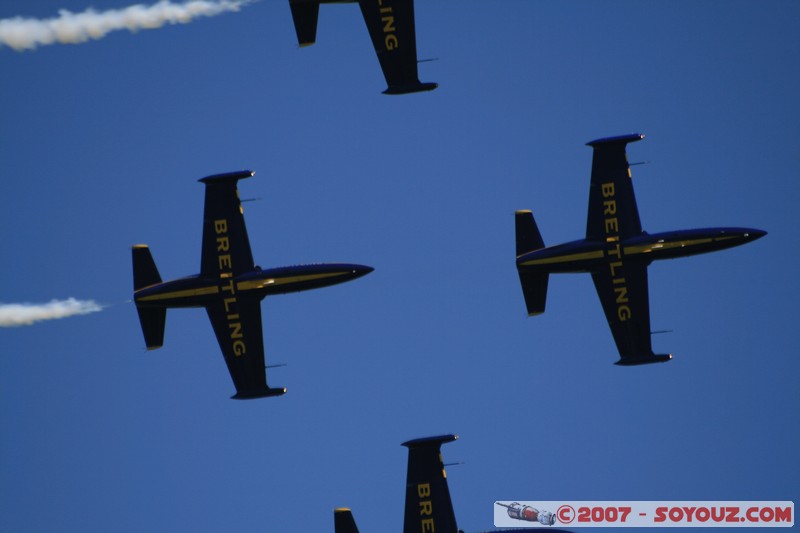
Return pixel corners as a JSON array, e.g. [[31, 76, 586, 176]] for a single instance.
[[334, 435, 572, 533], [515, 134, 766, 365], [132, 170, 373, 399], [288, 0, 437, 94]]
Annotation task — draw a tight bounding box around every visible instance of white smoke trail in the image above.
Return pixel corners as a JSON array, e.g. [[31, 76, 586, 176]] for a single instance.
[[0, 0, 251, 51], [0, 298, 103, 327]]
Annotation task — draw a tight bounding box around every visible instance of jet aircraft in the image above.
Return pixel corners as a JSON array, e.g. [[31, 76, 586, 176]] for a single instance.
[[334, 434, 572, 533], [515, 134, 766, 365], [132, 170, 373, 399], [288, 0, 437, 94]]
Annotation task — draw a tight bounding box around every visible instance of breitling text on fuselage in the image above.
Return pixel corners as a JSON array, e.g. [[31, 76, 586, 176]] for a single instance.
[[601, 182, 631, 321], [214, 218, 246, 356]]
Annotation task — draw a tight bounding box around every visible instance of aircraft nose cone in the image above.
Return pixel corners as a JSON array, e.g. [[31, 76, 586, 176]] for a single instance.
[[747, 229, 767, 240], [352, 265, 374, 278]]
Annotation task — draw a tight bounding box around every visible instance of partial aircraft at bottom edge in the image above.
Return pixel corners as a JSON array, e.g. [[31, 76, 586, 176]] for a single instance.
[[334, 434, 573, 533], [515, 133, 766, 365], [132, 170, 373, 399]]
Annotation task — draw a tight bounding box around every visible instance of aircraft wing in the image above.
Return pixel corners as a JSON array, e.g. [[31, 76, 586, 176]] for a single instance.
[[585, 134, 644, 241], [199, 171, 255, 278], [205, 297, 285, 399], [591, 264, 669, 365], [357, 0, 437, 94], [402, 435, 459, 533]]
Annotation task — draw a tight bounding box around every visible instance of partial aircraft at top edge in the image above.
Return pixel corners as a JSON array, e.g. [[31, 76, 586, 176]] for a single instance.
[[132, 170, 373, 399], [515, 134, 766, 366], [288, 0, 437, 94]]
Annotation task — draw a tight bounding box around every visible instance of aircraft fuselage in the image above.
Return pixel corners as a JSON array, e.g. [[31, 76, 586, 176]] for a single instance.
[[518, 227, 765, 274], [134, 263, 373, 309]]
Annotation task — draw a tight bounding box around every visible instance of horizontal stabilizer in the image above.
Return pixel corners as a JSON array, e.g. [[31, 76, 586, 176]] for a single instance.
[[518, 272, 549, 316], [231, 386, 287, 400], [615, 353, 672, 366], [136, 306, 166, 350], [133, 245, 166, 349], [515, 210, 545, 256], [334, 508, 360, 533], [289, 1, 319, 46], [132, 245, 161, 291]]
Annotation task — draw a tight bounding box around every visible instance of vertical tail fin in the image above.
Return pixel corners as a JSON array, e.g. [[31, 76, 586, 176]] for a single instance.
[[132, 245, 166, 350], [334, 508, 360, 533], [515, 211, 549, 316], [402, 435, 459, 533]]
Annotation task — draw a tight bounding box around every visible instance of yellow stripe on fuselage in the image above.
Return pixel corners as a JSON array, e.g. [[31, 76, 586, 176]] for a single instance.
[[137, 285, 219, 302], [520, 250, 604, 267], [237, 271, 350, 292], [624, 237, 717, 256]]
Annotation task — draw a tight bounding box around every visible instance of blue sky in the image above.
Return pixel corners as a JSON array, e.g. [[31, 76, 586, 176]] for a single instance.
[[1, 1, 798, 531]]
